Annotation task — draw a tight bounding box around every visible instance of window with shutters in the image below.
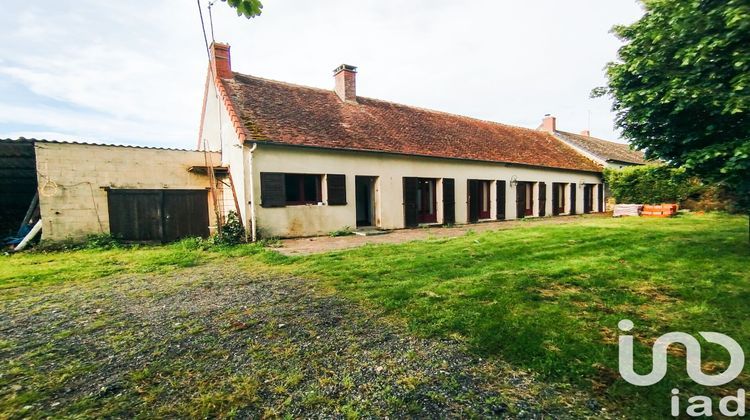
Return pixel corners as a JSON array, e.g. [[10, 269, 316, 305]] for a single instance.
[[285, 174, 322, 205]]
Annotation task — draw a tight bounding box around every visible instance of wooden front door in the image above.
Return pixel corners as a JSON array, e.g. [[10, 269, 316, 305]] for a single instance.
[[552, 183, 566, 215], [468, 180, 490, 223], [516, 181, 534, 218], [417, 178, 437, 223], [479, 181, 491, 219], [524, 182, 534, 216], [583, 184, 594, 214]]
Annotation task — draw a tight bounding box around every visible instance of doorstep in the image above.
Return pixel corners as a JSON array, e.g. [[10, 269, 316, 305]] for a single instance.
[[353, 227, 391, 236]]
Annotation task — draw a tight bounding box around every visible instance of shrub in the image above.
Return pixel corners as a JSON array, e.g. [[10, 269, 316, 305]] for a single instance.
[[35, 233, 123, 252], [329, 227, 354, 237], [213, 211, 246, 245], [604, 166, 702, 205]]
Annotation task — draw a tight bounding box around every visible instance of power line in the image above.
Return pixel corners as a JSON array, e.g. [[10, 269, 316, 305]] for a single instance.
[[208, 1, 217, 44], [196, 0, 223, 233], [196, 0, 212, 62]]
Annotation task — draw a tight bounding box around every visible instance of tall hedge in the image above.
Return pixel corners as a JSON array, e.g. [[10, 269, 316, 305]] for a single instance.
[[604, 166, 701, 205]]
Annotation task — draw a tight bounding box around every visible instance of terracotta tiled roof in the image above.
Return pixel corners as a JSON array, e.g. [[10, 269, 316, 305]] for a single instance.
[[221, 73, 602, 172], [555, 131, 648, 165]]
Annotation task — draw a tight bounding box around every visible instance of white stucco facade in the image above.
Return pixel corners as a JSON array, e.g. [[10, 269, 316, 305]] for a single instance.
[[246, 143, 604, 238], [199, 75, 252, 231]]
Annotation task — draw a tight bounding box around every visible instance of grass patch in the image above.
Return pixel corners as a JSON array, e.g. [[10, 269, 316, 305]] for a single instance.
[[283, 213, 750, 415], [1, 213, 747, 417], [0, 240, 266, 297]]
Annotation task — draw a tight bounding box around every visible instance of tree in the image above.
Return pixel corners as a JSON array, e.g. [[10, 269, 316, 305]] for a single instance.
[[597, 0, 749, 227], [222, 0, 263, 18]]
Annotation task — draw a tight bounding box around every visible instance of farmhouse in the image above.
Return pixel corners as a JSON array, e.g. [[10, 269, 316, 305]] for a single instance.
[[1, 41, 611, 243], [199, 42, 605, 240]]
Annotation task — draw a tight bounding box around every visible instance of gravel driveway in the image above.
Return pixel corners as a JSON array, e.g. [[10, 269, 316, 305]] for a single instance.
[[0, 263, 609, 418]]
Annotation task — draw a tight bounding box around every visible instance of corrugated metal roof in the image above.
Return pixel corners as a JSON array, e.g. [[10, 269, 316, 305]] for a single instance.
[[0, 138, 201, 152]]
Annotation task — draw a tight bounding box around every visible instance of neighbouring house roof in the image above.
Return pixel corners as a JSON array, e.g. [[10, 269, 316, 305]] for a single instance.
[[554, 131, 648, 165], [220, 74, 603, 172]]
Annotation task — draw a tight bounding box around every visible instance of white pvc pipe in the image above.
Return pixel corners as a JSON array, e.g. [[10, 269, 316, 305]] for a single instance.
[[14, 220, 42, 252]]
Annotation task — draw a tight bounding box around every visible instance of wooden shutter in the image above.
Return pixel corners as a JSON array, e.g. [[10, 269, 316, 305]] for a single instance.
[[538, 182, 547, 217], [260, 172, 286, 208], [583, 185, 592, 213], [403, 177, 419, 228], [570, 183, 577, 215], [598, 183, 604, 212], [327, 174, 347, 205], [496, 180, 506, 220], [442, 178, 455, 225], [467, 180, 480, 223], [516, 182, 526, 219], [551, 183, 560, 216]]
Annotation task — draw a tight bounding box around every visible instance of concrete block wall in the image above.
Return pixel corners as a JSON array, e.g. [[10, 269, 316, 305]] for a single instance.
[[34, 142, 221, 241]]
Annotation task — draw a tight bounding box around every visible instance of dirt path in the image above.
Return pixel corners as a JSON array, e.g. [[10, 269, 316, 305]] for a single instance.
[[0, 263, 609, 418], [278, 214, 609, 255]]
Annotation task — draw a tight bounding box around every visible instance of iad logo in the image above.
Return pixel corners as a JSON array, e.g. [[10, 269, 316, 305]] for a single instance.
[[617, 319, 746, 417]]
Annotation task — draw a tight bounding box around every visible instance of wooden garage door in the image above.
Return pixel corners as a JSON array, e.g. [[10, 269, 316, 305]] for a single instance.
[[107, 189, 209, 242]]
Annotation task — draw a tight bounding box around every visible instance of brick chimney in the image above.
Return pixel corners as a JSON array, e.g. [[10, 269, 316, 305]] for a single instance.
[[580, 130, 591, 137], [333, 64, 357, 103], [210, 42, 232, 79], [538, 114, 557, 132]]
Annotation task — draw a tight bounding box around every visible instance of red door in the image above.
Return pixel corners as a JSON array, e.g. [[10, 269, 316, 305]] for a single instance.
[[417, 178, 437, 223], [556, 183, 565, 214], [525, 183, 534, 216], [478, 180, 491, 219]]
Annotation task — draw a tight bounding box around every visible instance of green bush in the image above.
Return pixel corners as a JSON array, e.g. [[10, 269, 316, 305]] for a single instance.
[[329, 227, 354, 237], [604, 166, 702, 205], [213, 211, 246, 245], [36, 233, 123, 252]]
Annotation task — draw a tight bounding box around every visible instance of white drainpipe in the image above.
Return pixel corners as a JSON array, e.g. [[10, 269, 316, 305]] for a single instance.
[[246, 142, 258, 242]]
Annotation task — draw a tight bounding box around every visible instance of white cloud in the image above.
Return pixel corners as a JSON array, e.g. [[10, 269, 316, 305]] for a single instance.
[[0, 0, 643, 148]]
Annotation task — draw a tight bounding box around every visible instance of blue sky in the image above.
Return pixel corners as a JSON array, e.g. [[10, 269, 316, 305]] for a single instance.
[[0, 0, 644, 149]]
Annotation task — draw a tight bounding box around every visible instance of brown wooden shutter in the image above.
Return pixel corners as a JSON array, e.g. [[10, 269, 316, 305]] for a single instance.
[[538, 182, 547, 217], [496, 180, 506, 220], [551, 183, 560, 216], [598, 183, 604, 212], [260, 172, 286, 207], [583, 185, 592, 213], [403, 177, 419, 228], [570, 183, 577, 215], [442, 178, 455, 225], [467, 180, 480, 223], [327, 174, 347, 205], [516, 182, 526, 219]]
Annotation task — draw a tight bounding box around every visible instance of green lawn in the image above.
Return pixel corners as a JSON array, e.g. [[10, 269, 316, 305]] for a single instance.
[[289, 213, 750, 415], [2, 213, 748, 417]]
